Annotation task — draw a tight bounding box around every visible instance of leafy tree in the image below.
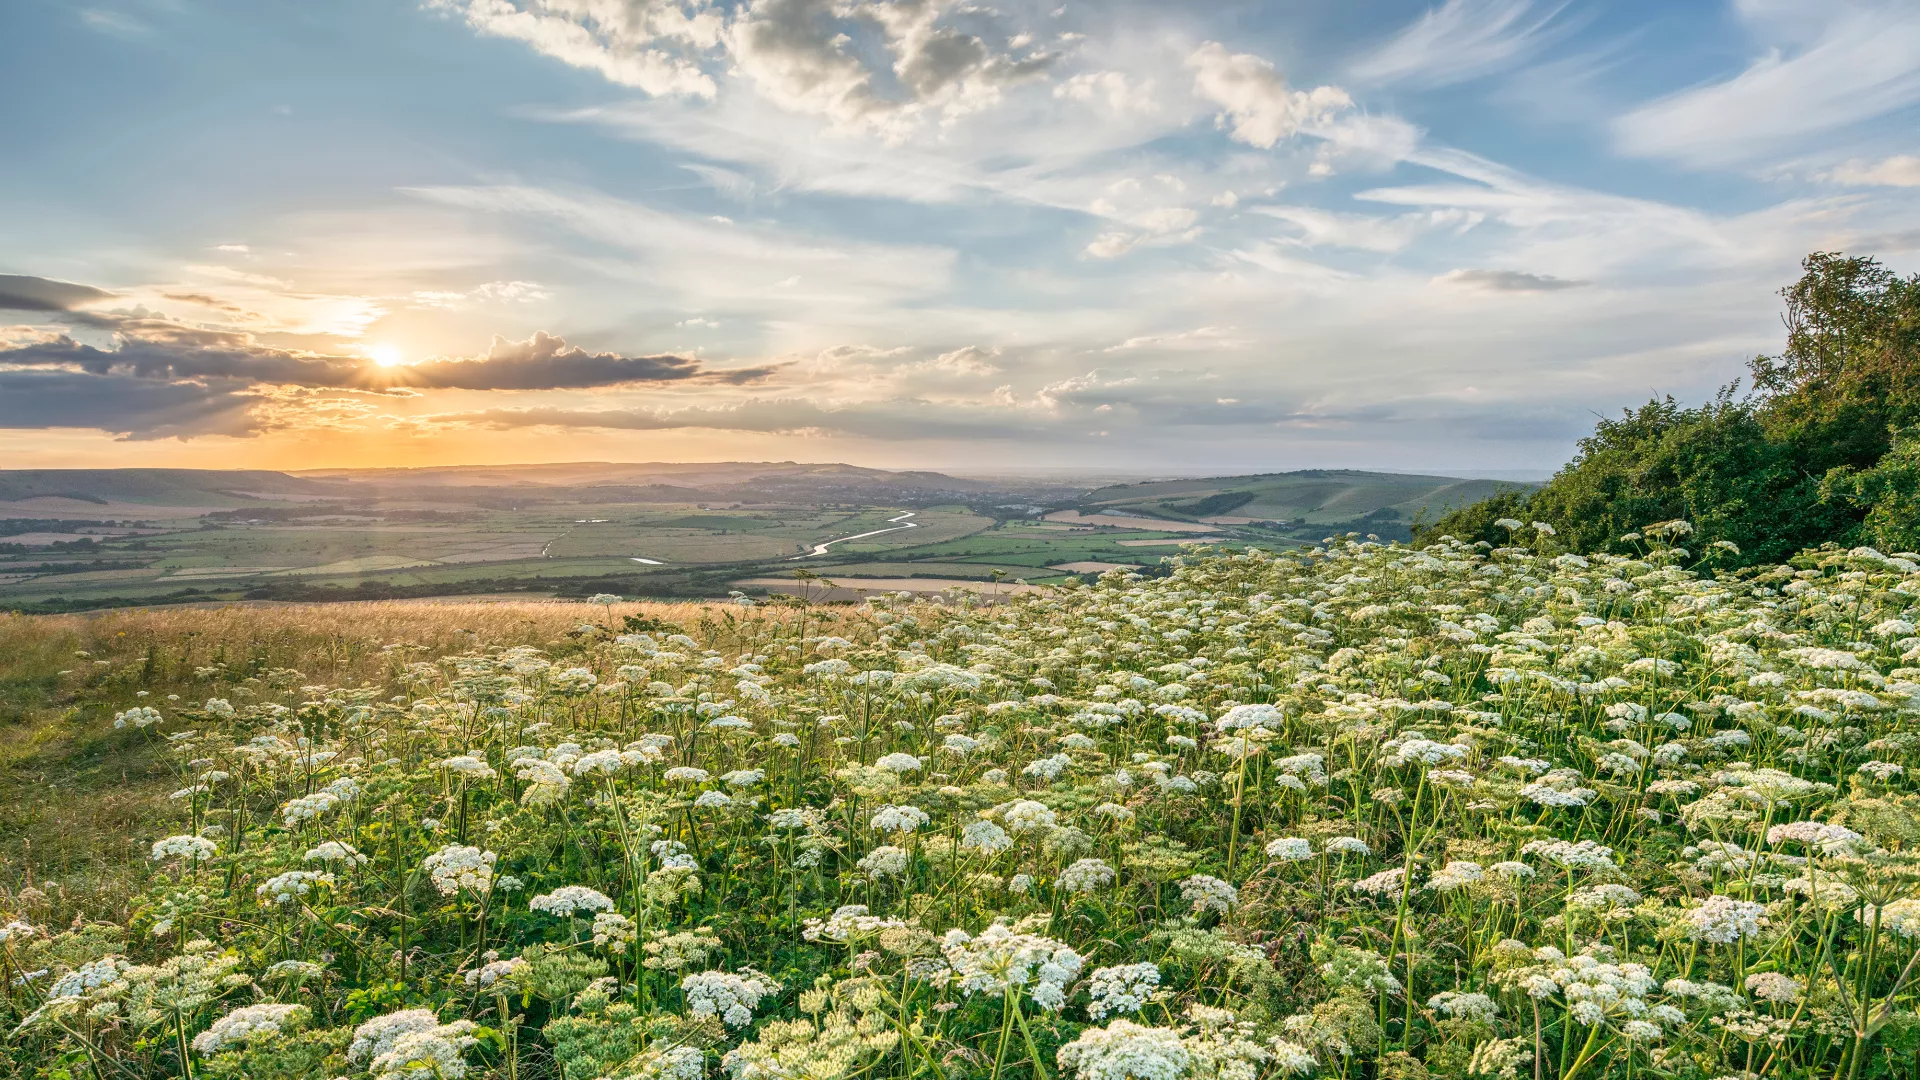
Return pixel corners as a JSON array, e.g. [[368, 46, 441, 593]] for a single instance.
[[1418, 252, 1920, 564]]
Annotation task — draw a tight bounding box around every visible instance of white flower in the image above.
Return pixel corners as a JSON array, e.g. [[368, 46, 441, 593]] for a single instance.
[[1265, 837, 1313, 861], [151, 835, 217, 862], [1058, 858, 1117, 894], [695, 790, 734, 809], [1745, 972, 1802, 1003], [942, 922, 1084, 1010], [350, 1010, 480, 1080], [1325, 837, 1370, 857], [858, 845, 911, 879], [1086, 962, 1161, 1020], [1179, 874, 1238, 915], [870, 804, 931, 833], [874, 753, 923, 773], [962, 820, 1015, 854], [1428, 991, 1499, 1022], [257, 870, 334, 905], [1427, 862, 1483, 892], [1686, 894, 1768, 944], [304, 841, 368, 865], [1005, 799, 1059, 833], [192, 1003, 307, 1055], [663, 766, 711, 784], [529, 885, 615, 917], [421, 845, 496, 897], [1057, 1020, 1190, 1080], [683, 968, 781, 1028], [438, 755, 497, 779]]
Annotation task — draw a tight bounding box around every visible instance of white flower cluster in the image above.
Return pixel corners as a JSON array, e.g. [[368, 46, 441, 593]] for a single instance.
[[421, 844, 496, 897], [151, 835, 217, 862], [257, 870, 334, 905], [1685, 894, 1768, 944], [349, 1009, 481, 1080], [941, 921, 1085, 1010], [191, 1003, 307, 1055], [682, 968, 781, 1027], [1086, 962, 1161, 1019], [1058, 858, 1117, 894], [529, 885, 615, 917], [869, 804, 931, 833], [1179, 874, 1238, 915]]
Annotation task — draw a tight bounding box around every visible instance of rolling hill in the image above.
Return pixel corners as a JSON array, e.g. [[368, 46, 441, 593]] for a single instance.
[[1077, 469, 1535, 531]]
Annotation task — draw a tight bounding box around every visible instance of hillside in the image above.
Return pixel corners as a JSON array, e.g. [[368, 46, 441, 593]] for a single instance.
[[1079, 469, 1535, 531]]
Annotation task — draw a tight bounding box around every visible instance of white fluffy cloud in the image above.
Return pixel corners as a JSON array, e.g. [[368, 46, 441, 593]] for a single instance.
[[1186, 42, 1351, 149]]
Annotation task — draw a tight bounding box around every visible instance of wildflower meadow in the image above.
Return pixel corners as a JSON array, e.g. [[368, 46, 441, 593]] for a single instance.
[[7, 527, 1920, 1080]]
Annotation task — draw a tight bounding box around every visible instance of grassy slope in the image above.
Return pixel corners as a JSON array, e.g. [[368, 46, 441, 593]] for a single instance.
[[0, 601, 723, 917], [1080, 470, 1534, 524]]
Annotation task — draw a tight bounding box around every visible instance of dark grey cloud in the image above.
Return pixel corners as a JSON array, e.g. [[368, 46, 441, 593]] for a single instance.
[[1, 333, 366, 386], [2, 314, 772, 394], [0, 274, 118, 312], [1432, 268, 1588, 292], [387, 331, 776, 390], [0, 370, 257, 439]]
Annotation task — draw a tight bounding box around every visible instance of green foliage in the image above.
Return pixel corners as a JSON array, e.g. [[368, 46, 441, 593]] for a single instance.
[[1420, 252, 1920, 562]]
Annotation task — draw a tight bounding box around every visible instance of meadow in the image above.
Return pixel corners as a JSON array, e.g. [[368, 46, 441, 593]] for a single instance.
[[6, 526, 1919, 1080]]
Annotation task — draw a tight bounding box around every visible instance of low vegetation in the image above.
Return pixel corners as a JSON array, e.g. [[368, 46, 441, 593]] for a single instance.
[[6, 525, 1920, 1079]]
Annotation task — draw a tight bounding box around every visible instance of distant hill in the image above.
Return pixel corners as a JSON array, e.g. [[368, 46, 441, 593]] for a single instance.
[[1079, 469, 1537, 530], [0, 469, 343, 508]]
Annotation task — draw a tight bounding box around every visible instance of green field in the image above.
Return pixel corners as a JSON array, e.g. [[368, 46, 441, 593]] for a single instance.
[[0, 464, 1524, 609]]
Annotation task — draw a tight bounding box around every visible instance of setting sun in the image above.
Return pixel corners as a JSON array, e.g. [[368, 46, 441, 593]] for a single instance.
[[367, 343, 404, 368]]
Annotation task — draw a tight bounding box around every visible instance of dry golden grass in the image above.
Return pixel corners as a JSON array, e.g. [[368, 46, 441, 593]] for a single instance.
[[0, 598, 862, 915]]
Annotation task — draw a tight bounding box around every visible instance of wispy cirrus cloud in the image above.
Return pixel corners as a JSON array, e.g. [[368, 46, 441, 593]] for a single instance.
[[1350, 0, 1572, 88], [1614, 3, 1920, 168]]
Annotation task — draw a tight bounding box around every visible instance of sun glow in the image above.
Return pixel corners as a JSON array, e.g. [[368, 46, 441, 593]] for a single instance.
[[367, 344, 404, 368]]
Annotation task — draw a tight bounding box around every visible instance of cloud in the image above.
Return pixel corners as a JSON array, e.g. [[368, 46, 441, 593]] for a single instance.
[[1432, 268, 1588, 292], [1614, 5, 1920, 167], [0, 274, 118, 312], [408, 280, 552, 309], [1351, 0, 1569, 88], [1255, 206, 1481, 253], [393, 331, 775, 389], [422, 0, 719, 97], [0, 369, 258, 439], [1188, 42, 1352, 149], [1824, 155, 1920, 187], [431, 396, 1037, 441]]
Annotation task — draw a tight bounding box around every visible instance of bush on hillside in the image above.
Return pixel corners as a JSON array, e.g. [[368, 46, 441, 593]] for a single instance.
[[1420, 251, 1920, 562]]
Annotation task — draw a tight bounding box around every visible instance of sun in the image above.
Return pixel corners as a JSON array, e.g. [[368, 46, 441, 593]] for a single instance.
[[367, 344, 404, 368]]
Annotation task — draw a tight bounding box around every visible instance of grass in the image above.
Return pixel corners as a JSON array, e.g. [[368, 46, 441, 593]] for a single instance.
[[0, 601, 727, 903]]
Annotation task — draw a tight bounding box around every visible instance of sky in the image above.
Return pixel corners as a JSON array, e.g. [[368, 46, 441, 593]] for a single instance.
[[3, 0, 1920, 477]]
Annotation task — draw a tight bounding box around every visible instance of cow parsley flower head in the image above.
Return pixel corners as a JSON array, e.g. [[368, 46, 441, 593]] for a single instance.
[[421, 845, 496, 897], [1005, 800, 1059, 833], [875, 753, 923, 773], [870, 804, 931, 833], [1085, 962, 1161, 1020], [257, 870, 334, 905], [1058, 858, 1117, 894], [858, 845, 910, 879], [152, 835, 217, 863], [1057, 1020, 1189, 1080], [682, 968, 781, 1027], [529, 885, 615, 917], [1265, 837, 1313, 861], [1686, 894, 1768, 944], [941, 921, 1084, 1010], [962, 820, 1014, 854], [192, 1003, 308, 1055], [1179, 874, 1238, 915]]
